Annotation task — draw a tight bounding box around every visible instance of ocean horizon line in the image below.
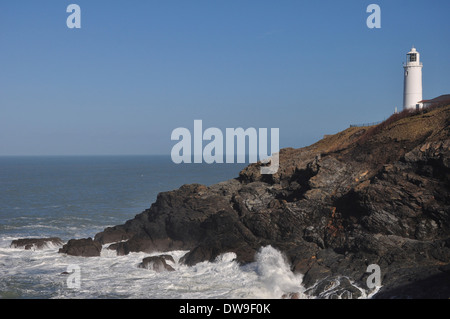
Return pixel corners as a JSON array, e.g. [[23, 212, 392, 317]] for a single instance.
[[0, 154, 171, 158]]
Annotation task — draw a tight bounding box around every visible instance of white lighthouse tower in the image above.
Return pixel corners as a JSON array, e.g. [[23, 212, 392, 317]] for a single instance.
[[403, 47, 423, 110]]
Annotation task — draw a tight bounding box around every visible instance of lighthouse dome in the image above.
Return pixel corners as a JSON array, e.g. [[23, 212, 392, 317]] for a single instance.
[[406, 47, 421, 64]]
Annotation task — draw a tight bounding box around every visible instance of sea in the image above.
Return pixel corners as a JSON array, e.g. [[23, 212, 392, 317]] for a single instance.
[[0, 156, 375, 299]]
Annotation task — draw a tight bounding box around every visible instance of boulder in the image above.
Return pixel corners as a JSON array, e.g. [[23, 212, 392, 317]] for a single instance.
[[138, 255, 175, 272], [58, 238, 102, 257]]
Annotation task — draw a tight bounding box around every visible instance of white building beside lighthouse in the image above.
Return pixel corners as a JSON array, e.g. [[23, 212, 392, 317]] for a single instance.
[[403, 47, 423, 110]]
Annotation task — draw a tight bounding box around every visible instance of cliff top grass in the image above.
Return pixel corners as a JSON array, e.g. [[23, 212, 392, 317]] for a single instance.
[[310, 126, 367, 154], [309, 103, 450, 156], [357, 103, 450, 144], [243, 103, 449, 182]]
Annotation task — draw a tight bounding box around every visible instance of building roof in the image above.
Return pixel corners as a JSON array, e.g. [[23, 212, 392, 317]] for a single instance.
[[419, 94, 450, 104]]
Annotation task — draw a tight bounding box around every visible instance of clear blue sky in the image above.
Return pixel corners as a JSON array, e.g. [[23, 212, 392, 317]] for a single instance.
[[1, 0, 449, 156]]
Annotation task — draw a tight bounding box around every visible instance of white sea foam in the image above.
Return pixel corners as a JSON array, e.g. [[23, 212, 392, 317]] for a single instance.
[[0, 243, 309, 299], [0, 241, 380, 299], [304, 275, 383, 299], [251, 246, 306, 298]]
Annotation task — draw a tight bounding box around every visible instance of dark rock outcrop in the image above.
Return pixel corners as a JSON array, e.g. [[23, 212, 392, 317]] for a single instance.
[[59, 105, 450, 298], [59, 238, 102, 257], [138, 255, 175, 272], [10, 237, 64, 250]]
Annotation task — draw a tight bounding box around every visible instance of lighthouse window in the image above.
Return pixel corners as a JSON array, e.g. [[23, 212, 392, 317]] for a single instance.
[[409, 54, 417, 62]]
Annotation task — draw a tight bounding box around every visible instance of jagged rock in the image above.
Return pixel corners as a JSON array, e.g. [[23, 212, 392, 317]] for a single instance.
[[10, 237, 64, 250], [58, 238, 102, 257], [304, 276, 363, 299], [138, 255, 175, 272]]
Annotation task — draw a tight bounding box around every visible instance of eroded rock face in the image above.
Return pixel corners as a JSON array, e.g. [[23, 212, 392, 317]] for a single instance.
[[10, 237, 64, 250], [59, 106, 450, 298]]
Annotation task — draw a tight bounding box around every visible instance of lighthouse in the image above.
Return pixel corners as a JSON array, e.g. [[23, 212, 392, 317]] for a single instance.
[[403, 47, 423, 110]]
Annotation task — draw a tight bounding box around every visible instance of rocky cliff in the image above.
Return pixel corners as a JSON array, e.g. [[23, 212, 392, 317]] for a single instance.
[[59, 105, 450, 298]]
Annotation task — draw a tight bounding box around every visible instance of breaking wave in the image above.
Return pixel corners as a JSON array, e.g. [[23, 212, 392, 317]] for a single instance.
[[0, 243, 306, 299]]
